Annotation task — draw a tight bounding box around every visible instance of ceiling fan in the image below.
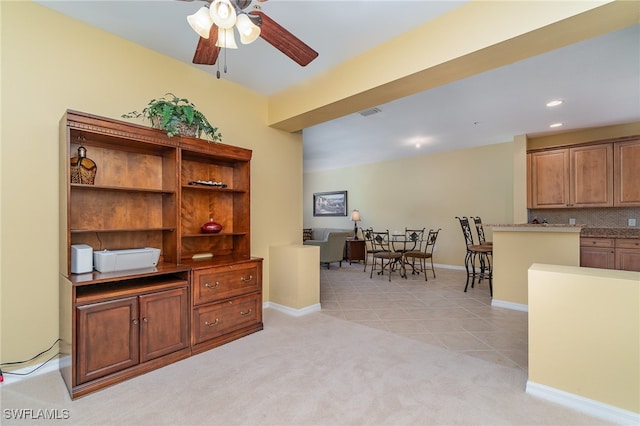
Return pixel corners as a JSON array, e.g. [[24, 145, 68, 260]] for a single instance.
[[185, 0, 318, 75]]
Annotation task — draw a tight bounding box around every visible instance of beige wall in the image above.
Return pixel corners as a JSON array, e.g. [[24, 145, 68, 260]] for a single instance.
[[528, 264, 640, 415], [0, 3, 303, 362], [304, 141, 517, 267], [493, 228, 581, 306]]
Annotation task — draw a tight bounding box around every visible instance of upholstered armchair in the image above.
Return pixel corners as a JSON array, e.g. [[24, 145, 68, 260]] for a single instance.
[[303, 231, 350, 269]]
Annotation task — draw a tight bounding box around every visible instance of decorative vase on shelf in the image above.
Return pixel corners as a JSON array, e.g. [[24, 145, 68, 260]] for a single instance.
[[70, 146, 97, 185], [201, 218, 222, 234]]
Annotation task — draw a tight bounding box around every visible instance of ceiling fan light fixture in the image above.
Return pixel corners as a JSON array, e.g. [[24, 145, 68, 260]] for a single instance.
[[210, 0, 237, 29], [216, 27, 239, 49], [236, 13, 260, 44], [187, 6, 214, 39]]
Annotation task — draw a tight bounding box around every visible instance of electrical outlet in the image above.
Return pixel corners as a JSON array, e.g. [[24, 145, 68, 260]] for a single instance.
[[569, 218, 576, 225], [629, 218, 637, 227]]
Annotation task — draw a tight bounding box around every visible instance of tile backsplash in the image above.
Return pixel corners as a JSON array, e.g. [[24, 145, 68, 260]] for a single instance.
[[528, 207, 640, 228]]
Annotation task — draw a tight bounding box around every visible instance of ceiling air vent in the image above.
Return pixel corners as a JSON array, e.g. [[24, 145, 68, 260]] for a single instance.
[[359, 107, 381, 117]]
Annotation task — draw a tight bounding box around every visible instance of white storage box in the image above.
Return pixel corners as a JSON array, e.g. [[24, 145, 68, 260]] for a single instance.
[[93, 248, 161, 273]]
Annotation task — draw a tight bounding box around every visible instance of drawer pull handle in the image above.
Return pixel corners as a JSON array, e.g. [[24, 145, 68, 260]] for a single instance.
[[205, 282, 220, 290], [205, 319, 220, 327], [240, 308, 252, 316], [240, 275, 253, 282]]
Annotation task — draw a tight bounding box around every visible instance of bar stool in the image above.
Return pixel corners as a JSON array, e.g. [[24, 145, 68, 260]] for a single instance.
[[455, 216, 492, 296]]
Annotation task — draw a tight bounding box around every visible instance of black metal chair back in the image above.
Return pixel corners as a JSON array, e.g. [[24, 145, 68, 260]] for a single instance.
[[424, 228, 440, 254], [455, 216, 475, 248], [404, 228, 425, 252], [472, 216, 487, 244]]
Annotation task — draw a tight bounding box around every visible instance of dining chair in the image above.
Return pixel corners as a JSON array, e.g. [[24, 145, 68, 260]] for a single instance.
[[404, 228, 440, 281], [401, 228, 425, 276], [455, 216, 493, 296], [368, 230, 403, 281], [362, 227, 381, 272]]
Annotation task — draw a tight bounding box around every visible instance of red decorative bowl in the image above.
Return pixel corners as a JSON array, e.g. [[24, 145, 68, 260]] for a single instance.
[[201, 219, 222, 234]]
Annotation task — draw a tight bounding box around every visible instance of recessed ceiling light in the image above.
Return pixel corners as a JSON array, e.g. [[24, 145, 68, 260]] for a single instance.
[[549, 122, 564, 128], [546, 99, 564, 107]]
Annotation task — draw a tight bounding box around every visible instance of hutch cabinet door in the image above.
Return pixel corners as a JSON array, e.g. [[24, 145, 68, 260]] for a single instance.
[[76, 297, 139, 384], [139, 287, 190, 363]]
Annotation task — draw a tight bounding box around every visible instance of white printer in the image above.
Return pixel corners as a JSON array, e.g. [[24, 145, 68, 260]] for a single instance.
[[93, 248, 161, 273]]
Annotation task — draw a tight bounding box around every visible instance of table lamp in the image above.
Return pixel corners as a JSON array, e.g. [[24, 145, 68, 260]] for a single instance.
[[350, 209, 361, 240]]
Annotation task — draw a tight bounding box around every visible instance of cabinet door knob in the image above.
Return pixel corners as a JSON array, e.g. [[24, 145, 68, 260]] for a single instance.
[[143, 317, 148, 323], [240, 275, 253, 282], [132, 319, 139, 325], [205, 319, 220, 327], [205, 281, 220, 289], [240, 308, 252, 316]]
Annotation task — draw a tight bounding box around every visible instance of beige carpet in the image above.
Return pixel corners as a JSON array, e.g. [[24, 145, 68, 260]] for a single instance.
[[1, 308, 609, 425]]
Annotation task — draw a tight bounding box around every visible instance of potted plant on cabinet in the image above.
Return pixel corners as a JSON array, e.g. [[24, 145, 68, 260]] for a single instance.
[[122, 93, 222, 142]]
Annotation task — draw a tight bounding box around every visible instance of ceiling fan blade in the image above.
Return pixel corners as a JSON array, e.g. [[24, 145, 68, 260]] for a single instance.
[[250, 10, 318, 67], [192, 26, 221, 65]]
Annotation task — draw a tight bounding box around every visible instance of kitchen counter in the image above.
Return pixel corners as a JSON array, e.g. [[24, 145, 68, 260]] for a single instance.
[[490, 224, 640, 238], [490, 223, 583, 232], [489, 224, 581, 310]]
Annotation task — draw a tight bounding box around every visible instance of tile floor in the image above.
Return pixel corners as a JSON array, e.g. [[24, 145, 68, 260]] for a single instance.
[[319, 260, 529, 371]]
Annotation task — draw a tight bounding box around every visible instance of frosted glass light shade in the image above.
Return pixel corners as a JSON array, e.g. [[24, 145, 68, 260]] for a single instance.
[[236, 13, 260, 44], [187, 7, 214, 39], [209, 0, 237, 29], [215, 27, 238, 49]]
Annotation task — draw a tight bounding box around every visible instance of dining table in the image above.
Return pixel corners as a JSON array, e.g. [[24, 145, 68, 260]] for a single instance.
[[389, 233, 420, 278]]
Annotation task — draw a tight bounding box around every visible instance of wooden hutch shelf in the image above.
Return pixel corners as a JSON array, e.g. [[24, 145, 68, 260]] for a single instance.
[[59, 110, 262, 399]]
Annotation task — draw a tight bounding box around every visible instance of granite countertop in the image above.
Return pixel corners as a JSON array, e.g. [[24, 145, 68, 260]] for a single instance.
[[489, 223, 584, 228], [580, 227, 640, 238], [488, 224, 640, 238]]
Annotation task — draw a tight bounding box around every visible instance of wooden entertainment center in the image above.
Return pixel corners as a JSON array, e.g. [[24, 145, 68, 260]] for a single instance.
[[59, 110, 263, 399]]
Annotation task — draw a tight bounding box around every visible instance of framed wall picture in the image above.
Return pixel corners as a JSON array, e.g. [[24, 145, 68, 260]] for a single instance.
[[313, 191, 347, 217]]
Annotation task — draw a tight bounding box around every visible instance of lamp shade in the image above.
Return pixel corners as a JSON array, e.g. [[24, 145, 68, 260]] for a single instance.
[[209, 0, 237, 29], [350, 210, 361, 222], [187, 6, 214, 39], [235, 13, 260, 44], [216, 27, 238, 49]]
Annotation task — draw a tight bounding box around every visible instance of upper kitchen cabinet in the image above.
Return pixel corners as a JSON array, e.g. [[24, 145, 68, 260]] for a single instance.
[[614, 139, 640, 207], [529, 149, 570, 208], [529, 142, 615, 209], [570, 143, 613, 207]]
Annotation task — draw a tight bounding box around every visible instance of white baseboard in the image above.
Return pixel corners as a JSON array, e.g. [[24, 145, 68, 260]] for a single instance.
[[263, 302, 321, 317], [433, 263, 465, 271], [1, 358, 60, 386], [492, 299, 528, 312], [526, 381, 640, 425]]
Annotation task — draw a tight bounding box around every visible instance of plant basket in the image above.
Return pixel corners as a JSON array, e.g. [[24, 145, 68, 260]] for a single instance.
[[151, 115, 198, 137]]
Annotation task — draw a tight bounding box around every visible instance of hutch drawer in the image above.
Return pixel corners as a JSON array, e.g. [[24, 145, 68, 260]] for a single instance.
[[192, 293, 261, 344], [192, 262, 260, 305]]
